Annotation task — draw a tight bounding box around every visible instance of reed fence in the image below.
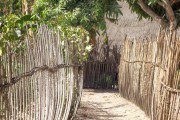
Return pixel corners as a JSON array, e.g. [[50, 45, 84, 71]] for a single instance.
[[83, 61, 117, 89], [0, 26, 83, 120], [119, 32, 180, 120], [83, 38, 120, 89]]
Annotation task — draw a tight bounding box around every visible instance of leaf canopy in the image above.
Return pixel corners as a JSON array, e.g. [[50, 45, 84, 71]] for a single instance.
[[125, 0, 180, 29], [0, 0, 123, 59]]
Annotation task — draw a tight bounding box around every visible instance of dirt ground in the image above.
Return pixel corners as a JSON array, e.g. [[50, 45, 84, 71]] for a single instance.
[[74, 89, 150, 120]]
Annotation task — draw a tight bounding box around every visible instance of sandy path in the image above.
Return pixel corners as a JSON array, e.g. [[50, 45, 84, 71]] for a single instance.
[[74, 89, 150, 120]]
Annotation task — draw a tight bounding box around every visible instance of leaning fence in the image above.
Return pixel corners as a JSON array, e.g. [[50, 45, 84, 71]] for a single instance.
[[0, 26, 83, 120], [119, 32, 180, 120]]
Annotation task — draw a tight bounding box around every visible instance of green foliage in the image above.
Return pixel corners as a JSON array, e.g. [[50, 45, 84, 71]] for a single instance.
[[0, 14, 36, 56], [126, 0, 151, 20], [0, 0, 36, 56], [0, 0, 123, 61], [125, 0, 180, 28], [33, 0, 122, 32], [59, 26, 92, 61], [126, 0, 166, 20], [31, 0, 122, 61], [0, 0, 23, 16]]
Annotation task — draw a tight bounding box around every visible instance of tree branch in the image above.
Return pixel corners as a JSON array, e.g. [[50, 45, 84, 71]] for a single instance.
[[158, 0, 177, 31], [138, 0, 166, 28], [170, 0, 180, 5]]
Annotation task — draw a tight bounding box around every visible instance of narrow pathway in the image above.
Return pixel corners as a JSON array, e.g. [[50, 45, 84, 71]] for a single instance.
[[74, 89, 150, 120]]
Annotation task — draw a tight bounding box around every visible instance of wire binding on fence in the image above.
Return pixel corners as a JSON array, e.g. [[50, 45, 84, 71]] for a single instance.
[[0, 64, 83, 89], [120, 59, 167, 71], [161, 81, 180, 93]]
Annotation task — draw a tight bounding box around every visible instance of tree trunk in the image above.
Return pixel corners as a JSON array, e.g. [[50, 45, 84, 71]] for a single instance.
[[138, 0, 166, 28], [158, 0, 177, 32]]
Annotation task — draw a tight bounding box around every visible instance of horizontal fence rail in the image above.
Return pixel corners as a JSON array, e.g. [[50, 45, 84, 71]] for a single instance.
[[0, 64, 83, 89]]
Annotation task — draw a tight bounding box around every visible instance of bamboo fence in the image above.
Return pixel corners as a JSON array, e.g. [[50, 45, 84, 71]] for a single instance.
[[119, 32, 180, 120], [0, 26, 83, 120]]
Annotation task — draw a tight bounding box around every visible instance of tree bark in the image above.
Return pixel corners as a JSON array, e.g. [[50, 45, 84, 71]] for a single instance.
[[138, 0, 166, 28], [22, 0, 28, 15], [158, 0, 177, 32], [170, 0, 180, 5]]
